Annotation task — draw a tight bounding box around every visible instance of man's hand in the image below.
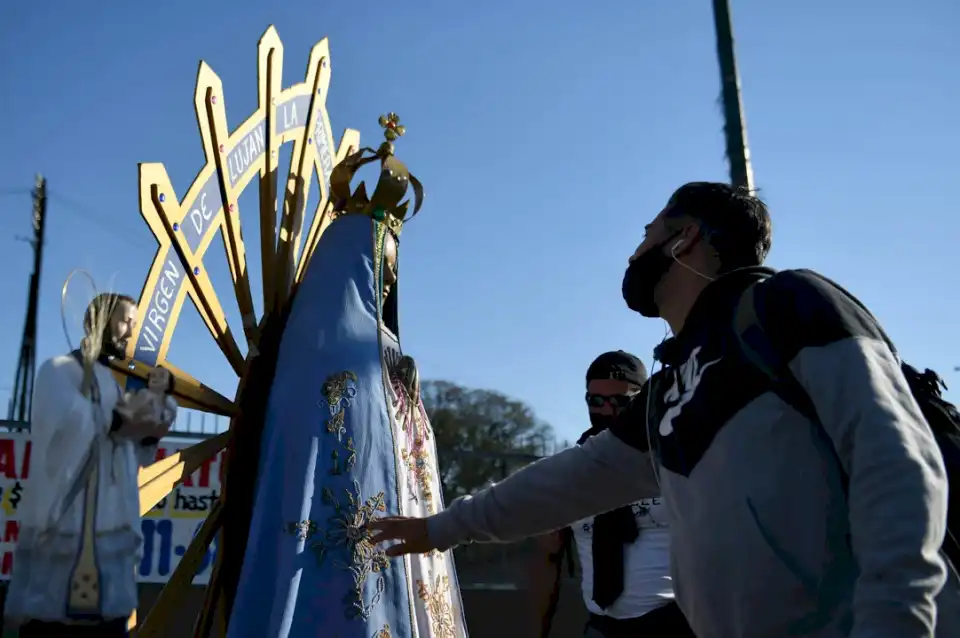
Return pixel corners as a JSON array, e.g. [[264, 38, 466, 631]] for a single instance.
[[368, 516, 435, 557]]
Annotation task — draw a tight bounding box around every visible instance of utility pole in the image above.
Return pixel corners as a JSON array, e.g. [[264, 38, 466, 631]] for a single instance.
[[711, 0, 755, 191], [8, 175, 47, 424]]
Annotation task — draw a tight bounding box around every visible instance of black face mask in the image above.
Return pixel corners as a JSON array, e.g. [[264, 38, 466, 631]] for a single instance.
[[621, 235, 678, 317]]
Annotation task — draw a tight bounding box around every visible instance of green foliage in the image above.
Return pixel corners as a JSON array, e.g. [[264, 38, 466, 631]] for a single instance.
[[421, 380, 559, 503]]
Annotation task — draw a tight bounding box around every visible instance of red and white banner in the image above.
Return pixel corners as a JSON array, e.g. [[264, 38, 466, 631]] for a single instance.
[[0, 433, 223, 584]]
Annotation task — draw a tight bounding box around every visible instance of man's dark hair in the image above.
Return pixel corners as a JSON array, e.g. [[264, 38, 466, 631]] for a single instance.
[[83, 293, 136, 335], [665, 182, 772, 271]]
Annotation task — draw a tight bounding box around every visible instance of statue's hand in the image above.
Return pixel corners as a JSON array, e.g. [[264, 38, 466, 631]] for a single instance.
[[397, 355, 420, 398]]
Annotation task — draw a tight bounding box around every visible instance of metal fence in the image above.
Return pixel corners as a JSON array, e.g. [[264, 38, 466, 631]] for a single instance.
[[0, 420, 27, 433], [2, 414, 553, 592], [0, 409, 231, 438], [167, 409, 231, 439]]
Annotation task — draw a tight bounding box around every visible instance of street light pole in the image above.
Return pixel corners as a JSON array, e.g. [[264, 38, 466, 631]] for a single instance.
[[711, 0, 755, 191]]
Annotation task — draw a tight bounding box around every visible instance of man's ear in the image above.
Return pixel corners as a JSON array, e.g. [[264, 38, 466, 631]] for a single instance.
[[672, 224, 705, 257]]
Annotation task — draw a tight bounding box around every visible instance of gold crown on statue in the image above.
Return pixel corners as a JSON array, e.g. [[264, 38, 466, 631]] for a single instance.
[[329, 112, 424, 237]]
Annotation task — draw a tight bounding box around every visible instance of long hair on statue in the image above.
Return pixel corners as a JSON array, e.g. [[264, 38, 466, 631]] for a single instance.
[[381, 239, 399, 337]]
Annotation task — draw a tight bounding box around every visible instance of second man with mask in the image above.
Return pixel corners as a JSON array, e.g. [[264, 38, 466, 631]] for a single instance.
[[530, 351, 693, 637]]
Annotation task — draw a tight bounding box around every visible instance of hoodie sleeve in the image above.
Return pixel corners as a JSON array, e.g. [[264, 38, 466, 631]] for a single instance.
[[427, 429, 659, 551], [760, 270, 948, 638]]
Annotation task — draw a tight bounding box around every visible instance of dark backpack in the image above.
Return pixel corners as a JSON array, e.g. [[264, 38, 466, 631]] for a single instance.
[[733, 269, 960, 570]]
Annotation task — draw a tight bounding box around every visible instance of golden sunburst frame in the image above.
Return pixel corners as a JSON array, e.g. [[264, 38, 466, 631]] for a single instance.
[[112, 25, 362, 637]]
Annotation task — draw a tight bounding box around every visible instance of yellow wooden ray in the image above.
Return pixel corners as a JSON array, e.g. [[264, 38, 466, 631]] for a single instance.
[[137, 163, 245, 375], [109, 358, 235, 416], [138, 431, 231, 514], [296, 127, 361, 282], [137, 499, 223, 638], [120, 25, 360, 636], [256, 27, 283, 317], [195, 63, 260, 352], [274, 37, 330, 309]]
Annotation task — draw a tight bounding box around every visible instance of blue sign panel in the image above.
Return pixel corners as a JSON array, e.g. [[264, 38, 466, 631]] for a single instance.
[[180, 176, 224, 253], [227, 121, 266, 188], [275, 95, 311, 135], [134, 247, 186, 368], [313, 113, 334, 188]]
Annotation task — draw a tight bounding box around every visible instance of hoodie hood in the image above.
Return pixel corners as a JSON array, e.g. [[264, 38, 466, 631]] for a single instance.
[[655, 266, 775, 366]]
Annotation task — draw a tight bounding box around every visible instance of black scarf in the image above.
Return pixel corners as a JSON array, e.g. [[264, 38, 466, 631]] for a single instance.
[[577, 425, 640, 610]]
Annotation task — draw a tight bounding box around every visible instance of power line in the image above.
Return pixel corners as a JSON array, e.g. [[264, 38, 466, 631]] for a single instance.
[[0, 187, 31, 197], [4, 182, 156, 250], [46, 189, 157, 250]]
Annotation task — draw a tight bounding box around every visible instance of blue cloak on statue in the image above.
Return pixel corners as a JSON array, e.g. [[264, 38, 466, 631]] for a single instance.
[[229, 215, 408, 637], [228, 214, 467, 638]]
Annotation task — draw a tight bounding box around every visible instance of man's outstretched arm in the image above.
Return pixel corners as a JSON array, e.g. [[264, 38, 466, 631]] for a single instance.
[[427, 429, 658, 551]]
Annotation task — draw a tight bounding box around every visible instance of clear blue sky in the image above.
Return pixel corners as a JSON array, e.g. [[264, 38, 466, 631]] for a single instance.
[[0, 0, 957, 445]]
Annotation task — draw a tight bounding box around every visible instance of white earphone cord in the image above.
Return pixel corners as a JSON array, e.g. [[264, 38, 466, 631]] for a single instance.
[[670, 240, 715, 283], [644, 358, 662, 493], [642, 245, 714, 491]]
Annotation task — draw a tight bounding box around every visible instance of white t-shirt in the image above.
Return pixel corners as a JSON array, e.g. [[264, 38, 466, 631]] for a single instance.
[[571, 497, 674, 619]]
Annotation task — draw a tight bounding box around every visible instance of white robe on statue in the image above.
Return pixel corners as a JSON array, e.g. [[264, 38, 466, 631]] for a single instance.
[[4, 355, 170, 623], [382, 328, 468, 638]]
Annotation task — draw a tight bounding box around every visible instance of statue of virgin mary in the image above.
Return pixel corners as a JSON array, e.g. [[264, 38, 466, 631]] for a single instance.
[[227, 211, 468, 638]]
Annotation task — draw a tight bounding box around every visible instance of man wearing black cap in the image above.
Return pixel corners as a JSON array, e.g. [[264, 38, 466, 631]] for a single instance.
[[529, 351, 693, 637]]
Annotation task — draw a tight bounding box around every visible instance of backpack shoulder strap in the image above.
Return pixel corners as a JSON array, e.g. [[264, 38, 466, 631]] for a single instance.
[[733, 282, 821, 427], [733, 284, 779, 381], [793, 269, 899, 356], [733, 281, 850, 494]]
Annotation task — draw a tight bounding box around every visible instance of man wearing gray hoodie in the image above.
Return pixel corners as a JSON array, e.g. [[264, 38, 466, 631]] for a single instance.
[[371, 182, 954, 638]]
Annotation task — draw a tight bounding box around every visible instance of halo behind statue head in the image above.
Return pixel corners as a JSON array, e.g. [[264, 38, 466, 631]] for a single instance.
[[61, 270, 121, 364], [61, 269, 99, 355]]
